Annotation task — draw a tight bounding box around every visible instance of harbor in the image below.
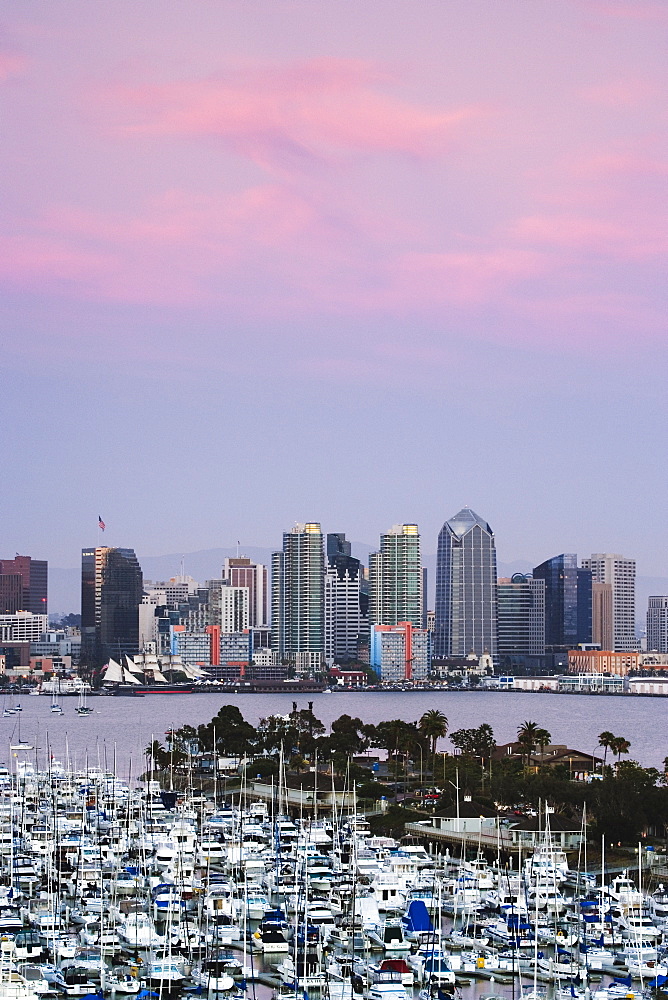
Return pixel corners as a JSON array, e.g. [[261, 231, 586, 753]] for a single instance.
[[0, 708, 667, 1000]]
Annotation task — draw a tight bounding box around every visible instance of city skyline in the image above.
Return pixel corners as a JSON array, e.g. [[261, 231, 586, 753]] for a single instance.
[[2, 3, 666, 577]]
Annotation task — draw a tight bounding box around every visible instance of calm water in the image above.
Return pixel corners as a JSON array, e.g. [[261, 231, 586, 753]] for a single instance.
[[2, 689, 664, 778]]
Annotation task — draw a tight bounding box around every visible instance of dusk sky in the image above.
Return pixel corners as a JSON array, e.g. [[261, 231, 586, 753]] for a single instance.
[[2, 2, 667, 579]]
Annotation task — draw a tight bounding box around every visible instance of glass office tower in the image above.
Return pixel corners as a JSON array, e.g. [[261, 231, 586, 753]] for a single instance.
[[434, 507, 498, 660], [81, 547, 143, 666], [532, 553, 592, 648]]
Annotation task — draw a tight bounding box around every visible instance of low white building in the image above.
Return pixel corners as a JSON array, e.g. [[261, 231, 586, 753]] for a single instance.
[[628, 677, 668, 696]]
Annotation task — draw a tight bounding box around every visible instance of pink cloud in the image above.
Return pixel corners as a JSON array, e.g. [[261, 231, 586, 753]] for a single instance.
[[511, 214, 666, 258], [100, 58, 486, 171], [581, 79, 658, 108], [0, 51, 25, 82], [583, 0, 668, 21]]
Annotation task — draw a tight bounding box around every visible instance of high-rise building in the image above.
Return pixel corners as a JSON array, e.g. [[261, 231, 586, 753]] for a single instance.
[[222, 557, 267, 627], [532, 554, 592, 649], [370, 621, 431, 684], [647, 597, 668, 654], [581, 553, 636, 651], [219, 585, 250, 634], [0, 556, 48, 614], [592, 582, 614, 650], [434, 508, 497, 660], [497, 574, 545, 662], [324, 532, 362, 663], [81, 547, 143, 666], [368, 524, 422, 628], [271, 523, 325, 658]]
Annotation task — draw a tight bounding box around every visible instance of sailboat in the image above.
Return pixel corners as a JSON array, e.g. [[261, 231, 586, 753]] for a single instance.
[[50, 679, 63, 714], [9, 712, 33, 751], [75, 687, 93, 716]]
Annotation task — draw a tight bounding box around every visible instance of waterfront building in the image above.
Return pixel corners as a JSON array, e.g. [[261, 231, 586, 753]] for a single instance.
[[324, 532, 363, 663], [271, 523, 325, 659], [220, 631, 251, 667], [532, 553, 592, 649], [647, 596, 668, 654], [497, 574, 545, 665], [222, 557, 267, 627], [0, 555, 48, 614], [173, 629, 209, 664], [434, 507, 497, 660], [81, 547, 143, 666], [582, 553, 636, 651], [368, 524, 422, 628], [567, 648, 640, 676], [370, 621, 431, 683]]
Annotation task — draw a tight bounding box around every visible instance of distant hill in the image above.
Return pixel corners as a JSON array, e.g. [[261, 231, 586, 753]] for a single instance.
[[48, 547, 667, 634]]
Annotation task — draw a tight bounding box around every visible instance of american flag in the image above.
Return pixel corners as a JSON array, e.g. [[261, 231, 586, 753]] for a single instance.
[[98, 515, 106, 532]]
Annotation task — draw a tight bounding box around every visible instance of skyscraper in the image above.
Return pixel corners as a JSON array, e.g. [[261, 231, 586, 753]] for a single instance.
[[497, 574, 545, 664], [81, 547, 143, 666], [368, 524, 422, 628], [222, 557, 267, 627], [324, 532, 362, 663], [581, 553, 636, 651], [219, 585, 250, 634], [646, 596, 668, 654], [532, 553, 591, 649], [434, 508, 497, 659], [0, 555, 47, 614], [271, 523, 325, 658], [592, 582, 614, 650]]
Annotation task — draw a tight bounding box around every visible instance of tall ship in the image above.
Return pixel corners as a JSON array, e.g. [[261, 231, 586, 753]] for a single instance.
[[102, 652, 206, 694]]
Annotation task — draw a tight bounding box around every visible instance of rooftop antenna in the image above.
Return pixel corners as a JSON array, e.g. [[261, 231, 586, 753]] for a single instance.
[[236, 540, 240, 558], [180, 555, 185, 578]]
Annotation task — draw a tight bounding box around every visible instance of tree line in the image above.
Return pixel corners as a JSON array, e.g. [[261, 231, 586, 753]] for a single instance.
[[144, 705, 668, 845]]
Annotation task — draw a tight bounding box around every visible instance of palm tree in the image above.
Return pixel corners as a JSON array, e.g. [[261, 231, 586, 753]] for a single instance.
[[145, 739, 168, 772], [610, 736, 631, 763], [598, 731, 615, 770], [535, 727, 552, 764], [419, 709, 449, 756], [517, 720, 540, 766]]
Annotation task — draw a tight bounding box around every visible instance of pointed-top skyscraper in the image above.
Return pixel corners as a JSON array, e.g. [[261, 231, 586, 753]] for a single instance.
[[434, 507, 498, 660]]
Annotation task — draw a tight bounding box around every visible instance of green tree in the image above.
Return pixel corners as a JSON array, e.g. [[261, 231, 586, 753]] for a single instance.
[[450, 728, 479, 755], [517, 720, 540, 765], [535, 728, 552, 763], [145, 740, 169, 771], [598, 731, 616, 769], [419, 710, 449, 757], [610, 736, 631, 763]]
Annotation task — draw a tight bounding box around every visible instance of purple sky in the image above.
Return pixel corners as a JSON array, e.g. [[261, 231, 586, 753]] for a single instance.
[[2, 1, 667, 576]]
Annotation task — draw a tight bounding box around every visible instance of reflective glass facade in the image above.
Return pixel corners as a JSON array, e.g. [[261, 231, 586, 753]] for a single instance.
[[435, 508, 498, 659], [81, 547, 143, 666], [497, 574, 545, 659], [532, 553, 592, 648]]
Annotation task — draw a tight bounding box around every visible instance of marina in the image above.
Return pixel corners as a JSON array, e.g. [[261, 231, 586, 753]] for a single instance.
[[0, 756, 667, 1000], [0, 694, 666, 1000]]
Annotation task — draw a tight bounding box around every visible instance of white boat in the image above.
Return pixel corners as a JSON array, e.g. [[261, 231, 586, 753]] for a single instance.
[[75, 689, 93, 716]]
